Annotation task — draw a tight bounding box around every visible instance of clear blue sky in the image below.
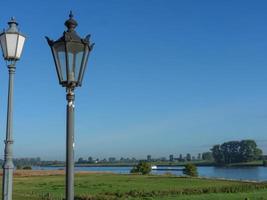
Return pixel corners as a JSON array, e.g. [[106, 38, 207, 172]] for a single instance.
[[0, 0, 267, 160]]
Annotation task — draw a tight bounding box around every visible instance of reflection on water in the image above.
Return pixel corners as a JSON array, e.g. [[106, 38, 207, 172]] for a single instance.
[[203, 166, 267, 181], [32, 166, 267, 181]]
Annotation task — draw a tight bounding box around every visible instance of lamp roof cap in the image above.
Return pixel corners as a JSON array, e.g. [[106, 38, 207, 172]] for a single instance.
[[7, 17, 19, 33]]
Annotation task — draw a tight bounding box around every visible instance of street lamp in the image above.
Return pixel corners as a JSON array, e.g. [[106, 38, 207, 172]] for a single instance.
[[0, 18, 26, 200], [46, 12, 94, 200]]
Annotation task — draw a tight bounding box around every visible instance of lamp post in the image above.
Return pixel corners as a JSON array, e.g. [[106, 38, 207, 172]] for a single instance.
[[46, 12, 94, 200], [0, 18, 26, 200]]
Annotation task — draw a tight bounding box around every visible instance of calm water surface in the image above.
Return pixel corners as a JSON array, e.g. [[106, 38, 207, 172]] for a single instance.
[[32, 166, 267, 181]]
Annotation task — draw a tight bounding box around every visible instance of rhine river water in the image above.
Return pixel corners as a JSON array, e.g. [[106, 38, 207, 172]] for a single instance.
[[32, 166, 267, 182]]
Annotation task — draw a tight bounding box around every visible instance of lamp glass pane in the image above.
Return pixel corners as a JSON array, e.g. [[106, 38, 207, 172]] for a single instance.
[[6, 33, 18, 58], [15, 35, 26, 59], [67, 52, 74, 82], [66, 42, 84, 82], [75, 51, 84, 81], [0, 34, 7, 58], [54, 42, 67, 81], [78, 45, 90, 85]]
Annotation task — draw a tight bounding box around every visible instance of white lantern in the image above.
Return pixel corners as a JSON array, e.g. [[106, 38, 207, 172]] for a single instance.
[[0, 18, 26, 61]]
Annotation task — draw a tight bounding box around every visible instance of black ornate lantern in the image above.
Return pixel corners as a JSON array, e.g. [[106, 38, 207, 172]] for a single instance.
[[46, 11, 94, 88]]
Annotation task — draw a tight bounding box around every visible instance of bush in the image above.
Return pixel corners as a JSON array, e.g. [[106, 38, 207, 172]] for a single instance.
[[16, 165, 22, 170], [130, 161, 151, 175], [22, 166, 32, 170], [263, 160, 267, 167], [183, 164, 198, 177]]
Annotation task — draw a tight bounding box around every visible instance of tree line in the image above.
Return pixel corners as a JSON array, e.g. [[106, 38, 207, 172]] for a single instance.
[[210, 140, 262, 165]]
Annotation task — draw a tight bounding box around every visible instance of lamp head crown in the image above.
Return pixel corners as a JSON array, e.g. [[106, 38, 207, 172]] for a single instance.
[[64, 11, 78, 31], [7, 17, 19, 33]]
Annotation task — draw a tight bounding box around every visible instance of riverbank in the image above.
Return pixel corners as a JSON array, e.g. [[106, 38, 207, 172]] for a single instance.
[[5, 170, 267, 199], [33, 165, 267, 182], [0, 169, 110, 177]]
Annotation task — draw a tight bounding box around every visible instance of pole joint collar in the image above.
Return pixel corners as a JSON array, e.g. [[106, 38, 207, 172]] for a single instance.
[[66, 87, 75, 102], [8, 64, 16, 73], [4, 140, 14, 144]]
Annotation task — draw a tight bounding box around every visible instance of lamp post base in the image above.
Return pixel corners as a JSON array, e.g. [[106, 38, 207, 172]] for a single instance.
[[2, 165, 14, 200]]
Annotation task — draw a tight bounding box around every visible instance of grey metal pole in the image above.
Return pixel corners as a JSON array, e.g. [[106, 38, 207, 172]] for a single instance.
[[66, 87, 75, 200], [2, 64, 16, 200]]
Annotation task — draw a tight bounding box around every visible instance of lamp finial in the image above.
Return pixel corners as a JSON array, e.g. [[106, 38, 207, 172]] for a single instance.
[[65, 11, 77, 31], [69, 11, 74, 19]]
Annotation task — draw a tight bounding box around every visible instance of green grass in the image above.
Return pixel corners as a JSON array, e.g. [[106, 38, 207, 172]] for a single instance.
[[152, 190, 267, 200], [6, 173, 267, 199]]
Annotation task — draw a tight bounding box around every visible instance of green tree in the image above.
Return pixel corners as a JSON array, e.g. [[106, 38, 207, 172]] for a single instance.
[[211, 145, 224, 165], [183, 164, 198, 177], [16, 165, 22, 170], [239, 140, 262, 162], [78, 157, 85, 163], [130, 161, 151, 175], [202, 152, 213, 161], [22, 166, 32, 170], [211, 140, 263, 165], [221, 141, 240, 164]]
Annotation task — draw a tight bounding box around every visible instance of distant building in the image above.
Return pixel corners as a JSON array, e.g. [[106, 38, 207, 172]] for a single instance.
[[169, 154, 174, 162], [147, 155, 152, 161], [186, 153, 191, 161], [131, 157, 137, 162], [88, 157, 93, 163], [202, 152, 213, 161], [108, 157, 116, 163], [125, 157, 131, 162], [179, 154, 183, 161], [160, 157, 167, 161]]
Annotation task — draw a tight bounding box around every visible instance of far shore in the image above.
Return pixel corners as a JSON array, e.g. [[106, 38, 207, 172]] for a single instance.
[[42, 160, 265, 168]]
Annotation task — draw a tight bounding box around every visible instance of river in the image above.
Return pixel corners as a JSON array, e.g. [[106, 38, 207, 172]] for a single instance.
[[32, 166, 267, 182]]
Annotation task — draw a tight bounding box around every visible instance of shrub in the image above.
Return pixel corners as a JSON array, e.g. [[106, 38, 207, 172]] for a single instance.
[[183, 164, 198, 177], [16, 165, 22, 170], [22, 166, 32, 170], [130, 161, 151, 175]]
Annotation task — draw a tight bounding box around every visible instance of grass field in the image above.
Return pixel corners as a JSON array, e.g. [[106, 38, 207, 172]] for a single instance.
[[3, 170, 267, 199]]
